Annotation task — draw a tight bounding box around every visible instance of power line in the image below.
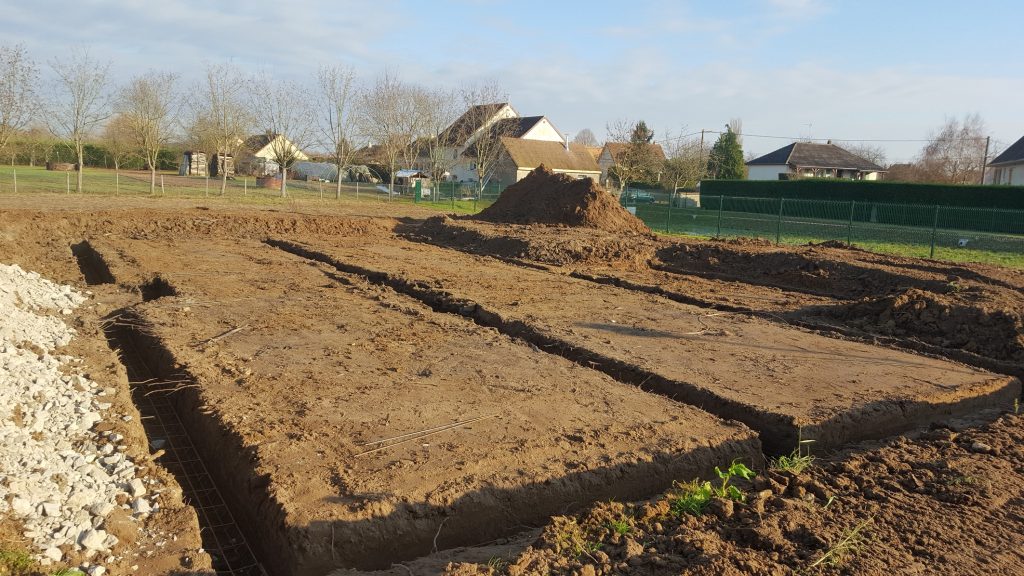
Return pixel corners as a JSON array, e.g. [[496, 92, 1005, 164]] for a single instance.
[[657, 129, 990, 147]]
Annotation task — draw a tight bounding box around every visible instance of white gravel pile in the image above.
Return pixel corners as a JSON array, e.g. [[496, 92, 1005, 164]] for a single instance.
[[0, 264, 155, 569]]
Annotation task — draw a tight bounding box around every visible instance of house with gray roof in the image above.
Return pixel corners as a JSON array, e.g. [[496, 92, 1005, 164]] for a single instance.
[[746, 142, 886, 181], [986, 135, 1024, 186]]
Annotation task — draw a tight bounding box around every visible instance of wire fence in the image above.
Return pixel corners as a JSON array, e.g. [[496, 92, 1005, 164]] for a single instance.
[[621, 189, 1024, 266], [3, 165, 1022, 267], [0, 165, 507, 213]]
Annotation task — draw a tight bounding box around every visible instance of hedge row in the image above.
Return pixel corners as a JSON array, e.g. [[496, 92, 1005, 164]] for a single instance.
[[699, 179, 1024, 210]]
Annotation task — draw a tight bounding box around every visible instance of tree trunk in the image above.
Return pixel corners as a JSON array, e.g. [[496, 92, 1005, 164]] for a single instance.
[[76, 143, 84, 193], [280, 167, 287, 198], [150, 162, 157, 195], [221, 169, 228, 196], [336, 160, 343, 200]]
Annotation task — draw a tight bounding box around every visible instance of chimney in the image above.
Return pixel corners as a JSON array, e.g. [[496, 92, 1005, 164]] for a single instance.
[[826, 139, 832, 145], [564, 133, 570, 152]]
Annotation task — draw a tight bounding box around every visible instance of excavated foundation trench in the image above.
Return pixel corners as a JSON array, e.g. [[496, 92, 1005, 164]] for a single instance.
[[265, 239, 1021, 456], [73, 242, 271, 576], [102, 312, 272, 576], [69, 234, 1018, 574]]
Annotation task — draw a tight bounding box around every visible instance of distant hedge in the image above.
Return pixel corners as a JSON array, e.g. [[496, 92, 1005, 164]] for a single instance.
[[699, 179, 1024, 210]]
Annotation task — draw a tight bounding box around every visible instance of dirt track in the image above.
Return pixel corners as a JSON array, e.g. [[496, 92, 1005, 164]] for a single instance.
[[1, 196, 1022, 576]]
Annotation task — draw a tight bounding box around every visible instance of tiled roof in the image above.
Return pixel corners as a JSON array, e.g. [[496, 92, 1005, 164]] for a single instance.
[[501, 137, 601, 173], [747, 142, 885, 172], [601, 142, 666, 162], [990, 135, 1024, 166]]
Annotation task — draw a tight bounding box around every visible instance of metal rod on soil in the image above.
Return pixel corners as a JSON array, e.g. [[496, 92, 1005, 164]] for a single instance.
[[355, 414, 499, 456], [195, 325, 249, 348]]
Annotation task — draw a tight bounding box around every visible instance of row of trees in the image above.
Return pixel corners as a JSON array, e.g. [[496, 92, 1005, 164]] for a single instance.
[[598, 120, 746, 191], [0, 43, 1002, 199], [0, 43, 514, 197]]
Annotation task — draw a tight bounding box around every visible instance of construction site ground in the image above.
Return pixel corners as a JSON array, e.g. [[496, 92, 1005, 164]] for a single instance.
[[0, 193, 1021, 576]]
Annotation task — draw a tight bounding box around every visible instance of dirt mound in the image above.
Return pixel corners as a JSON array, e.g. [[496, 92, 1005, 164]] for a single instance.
[[414, 216, 658, 267], [476, 166, 649, 234], [656, 240, 951, 299], [445, 412, 1024, 575], [834, 287, 1024, 363]]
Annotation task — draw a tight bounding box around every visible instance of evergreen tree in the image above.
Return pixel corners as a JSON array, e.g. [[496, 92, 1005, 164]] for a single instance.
[[614, 120, 660, 189], [708, 125, 745, 180]]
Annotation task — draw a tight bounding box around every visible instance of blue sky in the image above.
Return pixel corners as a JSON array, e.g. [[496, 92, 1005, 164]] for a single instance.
[[4, 0, 1023, 161]]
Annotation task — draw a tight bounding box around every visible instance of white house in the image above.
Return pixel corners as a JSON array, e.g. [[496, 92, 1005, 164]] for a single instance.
[[986, 135, 1024, 185], [440, 103, 566, 182], [746, 142, 885, 181], [237, 133, 309, 176]]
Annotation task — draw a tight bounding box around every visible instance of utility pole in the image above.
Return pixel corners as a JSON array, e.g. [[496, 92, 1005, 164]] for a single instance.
[[699, 129, 706, 180], [979, 136, 990, 185]]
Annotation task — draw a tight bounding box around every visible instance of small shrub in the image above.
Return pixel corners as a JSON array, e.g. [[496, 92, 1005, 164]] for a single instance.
[[669, 460, 756, 516]]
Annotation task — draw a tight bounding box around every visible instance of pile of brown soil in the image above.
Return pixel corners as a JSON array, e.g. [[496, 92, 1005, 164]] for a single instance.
[[476, 166, 649, 234], [834, 287, 1024, 363], [655, 240, 950, 299], [445, 412, 1024, 575]]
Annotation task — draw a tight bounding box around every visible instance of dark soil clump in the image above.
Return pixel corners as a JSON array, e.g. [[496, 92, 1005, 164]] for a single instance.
[[834, 287, 1024, 363], [476, 166, 649, 235]]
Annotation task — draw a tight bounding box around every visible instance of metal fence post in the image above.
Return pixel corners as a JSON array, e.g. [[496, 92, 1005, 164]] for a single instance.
[[716, 195, 724, 237], [160, 175, 165, 195], [665, 190, 673, 233], [847, 200, 855, 245], [929, 204, 940, 258], [775, 197, 785, 245]]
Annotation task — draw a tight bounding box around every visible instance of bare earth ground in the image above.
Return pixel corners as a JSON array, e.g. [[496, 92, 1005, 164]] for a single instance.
[[274, 235, 1017, 454], [413, 217, 1024, 377], [0, 194, 1022, 576]]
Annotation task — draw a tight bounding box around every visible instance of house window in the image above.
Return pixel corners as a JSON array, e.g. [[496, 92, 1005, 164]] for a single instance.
[[993, 168, 1003, 184], [1010, 168, 1015, 185]]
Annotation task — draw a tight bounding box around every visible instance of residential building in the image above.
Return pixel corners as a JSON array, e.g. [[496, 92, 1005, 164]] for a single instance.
[[236, 133, 309, 177], [597, 142, 667, 188], [746, 142, 885, 180], [986, 135, 1024, 185], [440, 103, 567, 183], [491, 137, 601, 185]]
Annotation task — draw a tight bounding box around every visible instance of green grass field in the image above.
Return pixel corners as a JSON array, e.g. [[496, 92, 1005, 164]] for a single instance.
[[630, 201, 1024, 268]]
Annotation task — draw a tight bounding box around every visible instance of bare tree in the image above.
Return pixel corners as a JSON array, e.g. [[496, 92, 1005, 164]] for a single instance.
[[316, 64, 361, 199], [419, 87, 460, 185], [190, 63, 252, 195], [572, 128, 599, 147], [357, 71, 422, 192], [728, 118, 743, 146], [117, 71, 178, 193], [0, 44, 38, 160], [916, 114, 988, 184], [102, 113, 136, 175], [249, 72, 313, 197], [835, 141, 888, 168], [459, 83, 515, 194], [47, 50, 110, 193], [662, 128, 707, 192], [606, 119, 661, 190]]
